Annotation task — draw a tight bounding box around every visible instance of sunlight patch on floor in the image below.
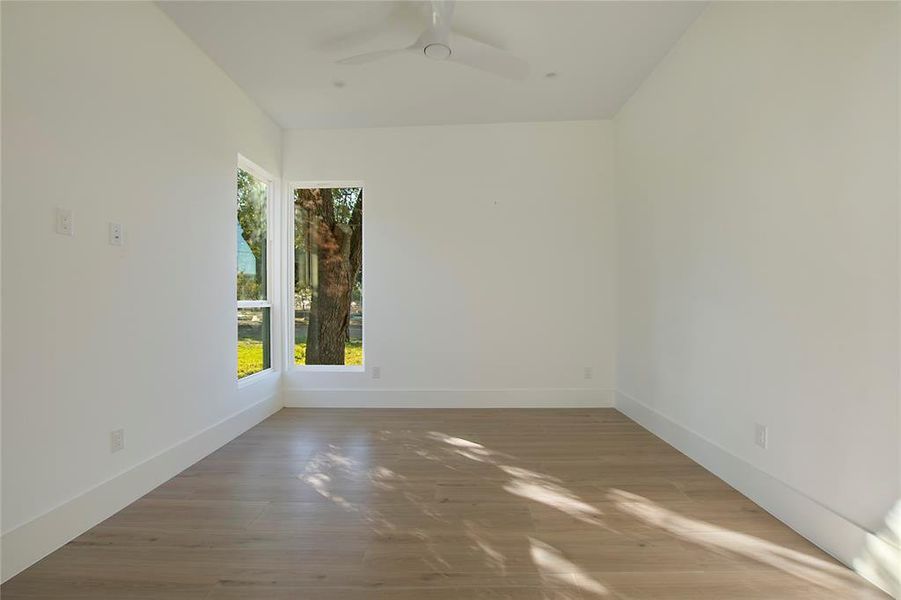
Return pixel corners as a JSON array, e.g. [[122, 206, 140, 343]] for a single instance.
[[609, 488, 876, 595], [290, 426, 880, 598], [464, 521, 508, 575], [529, 537, 610, 597], [505, 480, 603, 525]]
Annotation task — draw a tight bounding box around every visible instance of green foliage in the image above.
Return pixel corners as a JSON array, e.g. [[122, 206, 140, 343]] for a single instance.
[[330, 188, 362, 225], [237, 169, 267, 257], [238, 340, 363, 378], [238, 169, 268, 300], [237, 339, 266, 379], [294, 187, 360, 227], [236, 272, 262, 300]]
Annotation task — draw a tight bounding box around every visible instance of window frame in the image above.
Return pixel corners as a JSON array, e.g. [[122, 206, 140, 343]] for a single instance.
[[288, 180, 366, 373], [237, 155, 279, 385]]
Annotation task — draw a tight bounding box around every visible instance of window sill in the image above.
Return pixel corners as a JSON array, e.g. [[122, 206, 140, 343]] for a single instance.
[[238, 368, 276, 388], [291, 364, 365, 373]]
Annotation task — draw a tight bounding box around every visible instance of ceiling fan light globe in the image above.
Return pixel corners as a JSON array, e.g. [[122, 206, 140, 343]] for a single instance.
[[423, 43, 452, 61]]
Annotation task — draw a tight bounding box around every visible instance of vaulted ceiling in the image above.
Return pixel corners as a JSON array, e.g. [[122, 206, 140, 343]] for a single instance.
[[159, 1, 706, 129]]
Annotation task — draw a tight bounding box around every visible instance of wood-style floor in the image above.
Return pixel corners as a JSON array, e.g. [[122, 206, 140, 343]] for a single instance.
[[2, 408, 887, 599]]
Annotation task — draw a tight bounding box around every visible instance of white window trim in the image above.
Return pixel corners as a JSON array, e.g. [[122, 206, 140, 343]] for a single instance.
[[288, 180, 365, 372], [237, 155, 282, 383], [236, 366, 276, 388], [236, 300, 270, 309]]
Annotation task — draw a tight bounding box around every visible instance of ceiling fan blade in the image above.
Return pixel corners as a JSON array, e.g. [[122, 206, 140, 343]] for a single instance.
[[337, 47, 409, 65], [448, 33, 529, 80]]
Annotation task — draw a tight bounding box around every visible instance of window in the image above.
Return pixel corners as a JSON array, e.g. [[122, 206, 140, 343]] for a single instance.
[[237, 161, 273, 379], [293, 185, 363, 367]]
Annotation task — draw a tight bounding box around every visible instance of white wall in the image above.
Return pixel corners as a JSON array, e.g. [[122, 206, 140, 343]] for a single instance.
[[615, 0, 899, 566], [1, 1, 282, 580], [4, 0, 895, 587], [282, 121, 615, 407]]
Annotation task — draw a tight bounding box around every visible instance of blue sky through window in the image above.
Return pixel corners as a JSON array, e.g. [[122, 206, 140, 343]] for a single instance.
[[237, 222, 256, 275]]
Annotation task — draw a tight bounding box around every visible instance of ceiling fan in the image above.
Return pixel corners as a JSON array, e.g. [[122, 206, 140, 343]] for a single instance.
[[336, 0, 530, 81]]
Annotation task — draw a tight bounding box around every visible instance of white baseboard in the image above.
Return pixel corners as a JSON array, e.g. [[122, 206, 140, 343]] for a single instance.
[[0, 394, 281, 583], [283, 388, 614, 408], [614, 390, 878, 576]]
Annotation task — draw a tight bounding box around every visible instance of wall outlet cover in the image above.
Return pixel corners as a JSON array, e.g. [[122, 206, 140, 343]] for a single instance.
[[109, 222, 124, 246], [55, 208, 73, 236]]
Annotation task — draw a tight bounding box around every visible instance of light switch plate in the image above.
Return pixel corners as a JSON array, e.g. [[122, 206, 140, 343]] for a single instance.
[[754, 423, 768, 449], [111, 429, 125, 453]]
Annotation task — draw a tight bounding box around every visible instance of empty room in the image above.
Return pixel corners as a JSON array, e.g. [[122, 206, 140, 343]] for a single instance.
[[1, 1, 899, 598]]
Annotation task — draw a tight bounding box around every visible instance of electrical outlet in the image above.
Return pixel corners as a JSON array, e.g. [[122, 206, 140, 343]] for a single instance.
[[110, 429, 125, 453], [109, 222, 124, 246], [55, 208, 73, 236], [372, 366, 381, 380], [754, 423, 768, 449], [583, 366, 593, 380]]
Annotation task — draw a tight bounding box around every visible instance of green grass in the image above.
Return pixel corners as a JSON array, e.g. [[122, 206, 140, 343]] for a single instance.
[[238, 340, 363, 379], [237, 340, 267, 379], [295, 341, 363, 366]]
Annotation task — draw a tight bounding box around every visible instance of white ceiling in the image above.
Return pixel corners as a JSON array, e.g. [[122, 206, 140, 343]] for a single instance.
[[159, 1, 706, 129]]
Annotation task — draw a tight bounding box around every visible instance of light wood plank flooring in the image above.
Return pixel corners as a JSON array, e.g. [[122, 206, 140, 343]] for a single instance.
[[1, 408, 887, 599]]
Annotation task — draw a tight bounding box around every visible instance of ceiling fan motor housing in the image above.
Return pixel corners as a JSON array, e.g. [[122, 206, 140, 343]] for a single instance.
[[423, 43, 452, 60]]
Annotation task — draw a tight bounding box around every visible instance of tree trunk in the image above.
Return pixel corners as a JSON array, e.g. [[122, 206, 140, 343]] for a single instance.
[[297, 188, 361, 365], [313, 252, 351, 364], [306, 291, 320, 363]]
